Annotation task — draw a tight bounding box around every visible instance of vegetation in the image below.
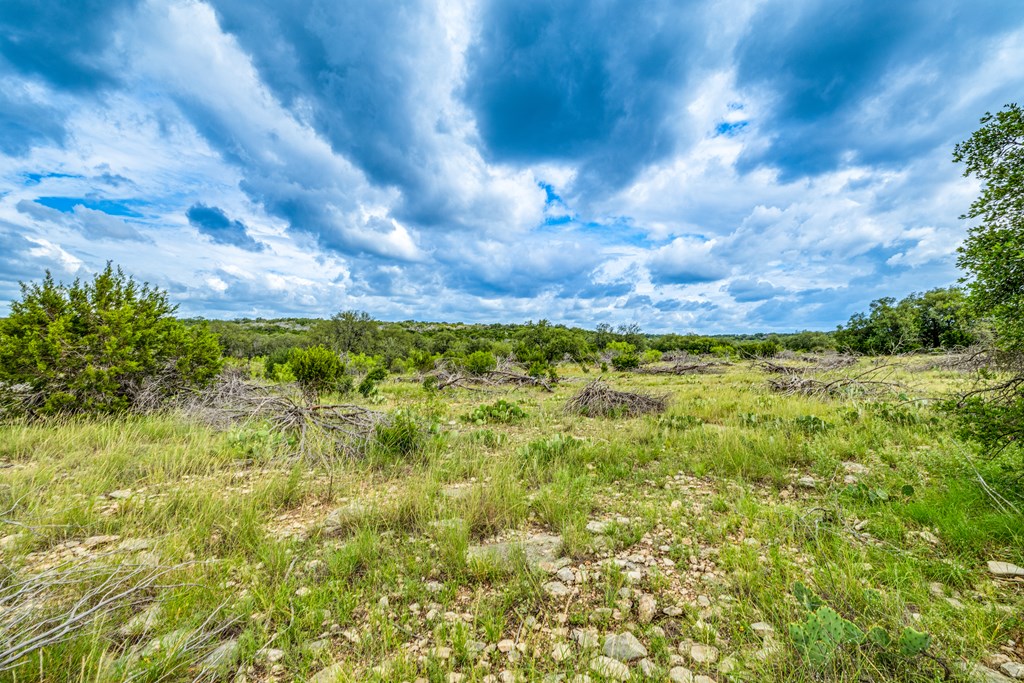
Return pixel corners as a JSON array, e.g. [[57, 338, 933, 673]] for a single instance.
[[0, 264, 222, 417], [289, 345, 344, 401], [835, 288, 974, 355]]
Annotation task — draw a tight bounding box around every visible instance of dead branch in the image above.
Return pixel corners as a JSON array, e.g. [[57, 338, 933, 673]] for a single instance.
[[767, 363, 903, 399], [564, 381, 668, 418], [636, 362, 726, 376], [178, 372, 387, 458]]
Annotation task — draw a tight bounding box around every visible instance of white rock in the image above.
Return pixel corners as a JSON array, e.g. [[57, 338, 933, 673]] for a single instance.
[[796, 476, 817, 489], [544, 581, 572, 597], [1001, 662, 1024, 680], [573, 629, 600, 649], [669, 667, 693, 683], [552, 643, 572, 662], [688, 643, 719, 664], [309, 664, 345, 683], [497, 639, 516, 653], [638, 594, 657, 624], [988, 561, 1024, 578], [556, 567, 576, 584], [638, 658, 656, 677], [603, 632, 648, 662], [749, 622, 774, 638], [590, 656, 631, 681]]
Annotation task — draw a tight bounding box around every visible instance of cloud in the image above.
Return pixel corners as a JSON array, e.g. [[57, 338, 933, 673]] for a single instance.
[[0, 0, 1022, 331], [186, 202, 264, 252], [463, 0, 701, 194], [647, 237, 728, 285], [733, 0, 1024, 178]]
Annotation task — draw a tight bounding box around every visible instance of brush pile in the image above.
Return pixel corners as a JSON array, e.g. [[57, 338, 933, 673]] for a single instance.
[[428, 359, 554, 392], [767, 364, 902, 399], [637, 362, 726, 375], [181, 370, 387, 457], [564, 381, 668, 418]]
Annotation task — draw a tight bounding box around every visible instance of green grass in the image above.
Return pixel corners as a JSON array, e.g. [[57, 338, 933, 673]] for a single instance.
[[0, 359, 1021, 681]]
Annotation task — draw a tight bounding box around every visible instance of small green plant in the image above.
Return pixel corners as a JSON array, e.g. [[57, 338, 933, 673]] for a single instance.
[[794, 414, 832, 434], [463, 399, 527, 425], [358, 366, 387, 397], [373, 410, 423, 458], [656, 414, 702, 431], [788, 582, 932, 670], [289, 345, 343, 401]]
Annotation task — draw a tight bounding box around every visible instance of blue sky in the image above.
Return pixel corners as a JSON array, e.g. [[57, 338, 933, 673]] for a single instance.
[[1, 0, 1022, 332]]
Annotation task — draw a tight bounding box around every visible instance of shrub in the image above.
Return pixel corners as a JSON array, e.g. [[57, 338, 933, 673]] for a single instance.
[[0, 265, 222, 416], [358, 366, 387, 397], [289, 345, 343, 400], [373, 411, 423, 457], [610, 353, 640, 371], [463, 350, 497, 375]]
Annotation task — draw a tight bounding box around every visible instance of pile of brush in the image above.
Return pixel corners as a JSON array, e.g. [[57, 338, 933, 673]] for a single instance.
[[564, 381, 668, 418]]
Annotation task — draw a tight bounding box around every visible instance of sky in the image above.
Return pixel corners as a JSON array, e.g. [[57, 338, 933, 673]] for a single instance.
[[1, 0, 1022, 333]]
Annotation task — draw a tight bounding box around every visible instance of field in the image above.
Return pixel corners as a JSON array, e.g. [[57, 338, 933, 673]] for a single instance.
[[1, 358, 1022, 682]]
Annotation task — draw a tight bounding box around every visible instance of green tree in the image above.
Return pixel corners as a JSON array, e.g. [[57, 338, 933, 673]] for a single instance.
[[317, 310, 379, 355], [947, 104, 1024, 465], [0, 265, 222, 416], [953, 103, 1024, 348]]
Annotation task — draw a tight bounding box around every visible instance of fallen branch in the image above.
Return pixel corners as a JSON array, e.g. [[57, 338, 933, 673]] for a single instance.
[[564, 381, 668, 418]]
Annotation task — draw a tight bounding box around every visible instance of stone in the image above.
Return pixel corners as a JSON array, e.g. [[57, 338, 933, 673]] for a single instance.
[[961, 662, 1015, 683], [669, 667, 694, 683], [637, 594, 656, 624], [663, 606, 683, 617], [552, 643, 572, 662], [842, 461, 869, 474], [295, 586, 311, 597], [119, 603, 163, 638], [323, 502, 370, 531], [303, 639, 329, 655], [1001, 662, 1024, 680], [796, 476, 816, 489], [915, 530, 940, 545], [988, 561, 1024, 578], [573, 629, 600, 649], [638, 658, 656, 677], [556, 567, 576, 584], [309, 664, 345, 683], [586, 520, 610, 534], [140, 629, 190, 657], [749, 622, 774, 638], [694, 677, 716, 683], [259, 647, 285, 663], [448, 674, 465, 683], [497, 639, 516, 653], [544, 581, 572, 598], [108, 490, 133, 500], [719, 656, 738, 674], [467, 534, 562, 570], [590, 656, 631, 681], [688, 644, 719, 664], [201, 640, 239, 672], [603, 632, 648, 662]]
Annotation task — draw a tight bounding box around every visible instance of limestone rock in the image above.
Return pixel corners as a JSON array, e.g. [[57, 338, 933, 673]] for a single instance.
[[590, 656, 631, 681], [603, 632, 648, 662]]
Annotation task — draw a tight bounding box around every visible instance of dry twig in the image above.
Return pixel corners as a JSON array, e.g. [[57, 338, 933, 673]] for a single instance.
[[564, 381, 668, 418]]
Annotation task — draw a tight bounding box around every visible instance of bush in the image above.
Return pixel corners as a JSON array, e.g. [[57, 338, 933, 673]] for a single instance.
[[358, 366, 387, 397], [610, 353, 640, 371], [373, 411, 423, 457], [463, 350, 497, 375], [289, 345, 343, 400], [0, 265, 222, 416]]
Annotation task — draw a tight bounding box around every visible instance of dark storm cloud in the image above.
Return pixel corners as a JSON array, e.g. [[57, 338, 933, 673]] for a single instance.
[[463, 0, 700, 192], [186, 203, 264, 252], [733, 0, 1024, 178]]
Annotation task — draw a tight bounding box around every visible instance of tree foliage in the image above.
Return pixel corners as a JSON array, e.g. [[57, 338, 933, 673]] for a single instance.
[[954, 103, 1024, 348], [0, 265, 222, 416], [947, 104, 1024, 466], [289, 345, 343, 401], [835, 288, 974, 354]]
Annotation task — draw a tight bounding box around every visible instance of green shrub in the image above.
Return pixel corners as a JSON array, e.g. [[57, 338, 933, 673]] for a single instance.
[[0, 264, 222, 416], [373, 411, 423, 457], [610, 353, 640, 371], [358, 366, 387, 397], [463, 350, 497, 375], [289, 345, 343, 400]]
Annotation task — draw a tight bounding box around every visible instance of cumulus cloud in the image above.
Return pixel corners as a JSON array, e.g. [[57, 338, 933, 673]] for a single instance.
[[186, 202, 263, 251], [0, 0, 1022, 331]]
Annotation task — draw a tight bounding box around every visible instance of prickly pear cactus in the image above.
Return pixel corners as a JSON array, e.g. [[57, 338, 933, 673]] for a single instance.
[[867, 626, 891, 647], [898, 627, 932, 656], [793, 581, 824, 610], [789, 606, 864, 667]]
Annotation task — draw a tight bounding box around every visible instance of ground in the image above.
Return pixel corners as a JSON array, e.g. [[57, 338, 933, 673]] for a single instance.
[[0, 358, 1022, 682]]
